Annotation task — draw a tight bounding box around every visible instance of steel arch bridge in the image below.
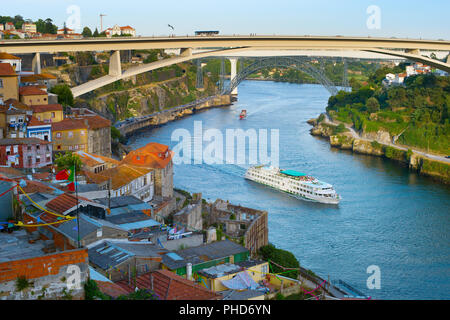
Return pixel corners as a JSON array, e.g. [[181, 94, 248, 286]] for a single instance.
[[222, 56, 340, 96]]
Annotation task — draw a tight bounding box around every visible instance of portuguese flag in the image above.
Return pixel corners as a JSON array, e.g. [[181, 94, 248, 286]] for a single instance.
[[55, 166, 76, 191]]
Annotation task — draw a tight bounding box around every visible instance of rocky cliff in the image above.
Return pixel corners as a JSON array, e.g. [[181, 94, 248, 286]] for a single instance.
[[309, 116, 450, 184]]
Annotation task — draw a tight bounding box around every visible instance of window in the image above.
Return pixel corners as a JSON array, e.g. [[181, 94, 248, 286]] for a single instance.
[[68, 131, 73, 138], [27, 145, 32, 151], [56, 132, 61, 139], [51, 112, 55, 118], [0, 79, 3, 88], [80, 130, 85, 136]]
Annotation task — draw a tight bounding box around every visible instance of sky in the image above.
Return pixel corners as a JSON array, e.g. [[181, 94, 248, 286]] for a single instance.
[[2, 0, 450, 40]]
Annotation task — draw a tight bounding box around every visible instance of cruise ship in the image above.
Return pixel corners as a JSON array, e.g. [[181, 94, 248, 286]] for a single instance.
[[244, 165, 341, 204]]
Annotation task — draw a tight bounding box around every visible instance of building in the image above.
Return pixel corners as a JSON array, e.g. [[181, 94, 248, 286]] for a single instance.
[[86, 164, 154, 202], [121, 142, 174, 200], [67, 108, 112, 157], [0, 52, 22, 74], [75, 150, 120, 174], [105, 25, 136, 37], [4, 22, 15, 31], [115, 269, 221, 300], [88, 240, 169, 282], [0, 63, 19, 103], [20, 73, 57, 90], [26, 116, 52, 142], [21, 22, 37, 34], [0, 138, 52, 168], [57, 27, 76, 35], [19, 86, 48, 106], [210, 199, 269, 257], [0, 229, 89, 300], [173, 193, 203, 231], [2, 105, 29, 139], [161, 240, 250, 278], [31, 103, 64, 123], [51, 118, 88, 153], [196, 259, 269, 297]]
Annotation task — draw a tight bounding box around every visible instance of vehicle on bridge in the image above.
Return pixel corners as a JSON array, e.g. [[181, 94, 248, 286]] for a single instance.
[[195, 30, 219, 36]]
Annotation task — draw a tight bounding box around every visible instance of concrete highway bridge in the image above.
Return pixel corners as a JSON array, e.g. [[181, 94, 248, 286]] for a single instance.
[[1, 35, 449, 97]]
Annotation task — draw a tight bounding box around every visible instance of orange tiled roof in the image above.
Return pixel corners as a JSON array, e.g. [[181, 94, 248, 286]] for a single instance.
[[84, 170, 110, 185], [121, 142, 173, 169], [31, 104, 63, 113], [93, 164, 152, 190], [69, 114, 111, 130], [51, 118, 88, 131], [19, 86, 47, 96], [27, 115, 47, 127], [75, 151, 120, 168], [0, 63, 16, 76], [4, 98, 32, 111], [116, 270, 221, 300]]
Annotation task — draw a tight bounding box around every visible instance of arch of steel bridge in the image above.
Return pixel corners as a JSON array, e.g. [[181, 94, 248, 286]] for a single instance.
[[224, 56, 340, 96]]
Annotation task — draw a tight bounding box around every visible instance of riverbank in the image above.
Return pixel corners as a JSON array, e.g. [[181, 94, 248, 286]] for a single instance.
[[308, 114, 450, 184]]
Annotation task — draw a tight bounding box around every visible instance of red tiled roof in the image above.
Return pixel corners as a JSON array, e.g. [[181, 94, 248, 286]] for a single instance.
[[95, 281, 130, 298], [116, 269, 221, 300], [45, 192, 92, 214], [4, 98, 32, 111], [68, 114, 111, 130], [31, 104, 63, 113], [16, 179, 55, 194], [0, 63, 16, 76], [27, 116, 48, 127], [19, 86, 47, 96], [51, 118, 88, 131]]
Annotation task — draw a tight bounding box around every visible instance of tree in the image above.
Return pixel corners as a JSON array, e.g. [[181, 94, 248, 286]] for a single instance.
[[82, 26, 92, 38], [55, 152, 82, 172], [50, 84, 74, 107], [63, 22, 68, 34], [259, 244, 300, 279], [366, 97, 380, 113], [93, 28, 99, 37]]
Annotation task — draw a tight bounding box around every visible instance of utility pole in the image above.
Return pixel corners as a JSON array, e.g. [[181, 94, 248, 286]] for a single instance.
[[100, 14, 107, 32]]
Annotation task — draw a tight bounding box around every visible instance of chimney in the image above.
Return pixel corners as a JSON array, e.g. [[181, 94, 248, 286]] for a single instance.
[[186, 263, 193, 281]]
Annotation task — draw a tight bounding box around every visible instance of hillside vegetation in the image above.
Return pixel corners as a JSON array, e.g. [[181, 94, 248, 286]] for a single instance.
[[326, 66, 450, 155]]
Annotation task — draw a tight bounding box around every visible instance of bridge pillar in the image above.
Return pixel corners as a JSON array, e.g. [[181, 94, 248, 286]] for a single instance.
[[229, 57, 238, 96], [32, 52, 41, 74], [405, 48, 420, 56], [109, 51, 122, 77], [180, 48, 192, 57]]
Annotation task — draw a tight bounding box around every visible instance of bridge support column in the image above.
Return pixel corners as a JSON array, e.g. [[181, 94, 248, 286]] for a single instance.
[[32, 52, 41, 74], [109, 50, 122, 76], [229, 58, 238, 98]]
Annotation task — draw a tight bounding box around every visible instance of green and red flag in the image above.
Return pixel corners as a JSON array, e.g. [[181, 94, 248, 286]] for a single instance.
[[55, 166, 75, 181], [55, 166, 76, 191]]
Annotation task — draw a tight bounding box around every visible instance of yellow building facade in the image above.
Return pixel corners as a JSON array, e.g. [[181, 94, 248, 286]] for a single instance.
[[51, 118, 88, 153]]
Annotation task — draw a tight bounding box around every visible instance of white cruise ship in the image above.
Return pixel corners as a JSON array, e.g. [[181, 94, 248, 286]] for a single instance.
[[244, 165, 341, 204]]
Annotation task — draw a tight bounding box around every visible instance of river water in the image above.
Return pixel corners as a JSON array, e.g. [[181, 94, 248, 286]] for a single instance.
[[128, 80, 450, 300]]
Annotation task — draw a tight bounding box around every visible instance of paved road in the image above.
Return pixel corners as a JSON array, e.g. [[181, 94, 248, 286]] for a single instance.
[[322, 114, 450, 164]]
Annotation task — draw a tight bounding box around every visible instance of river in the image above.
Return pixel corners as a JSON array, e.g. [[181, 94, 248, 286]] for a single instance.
[[127, 80, 450, 300]]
